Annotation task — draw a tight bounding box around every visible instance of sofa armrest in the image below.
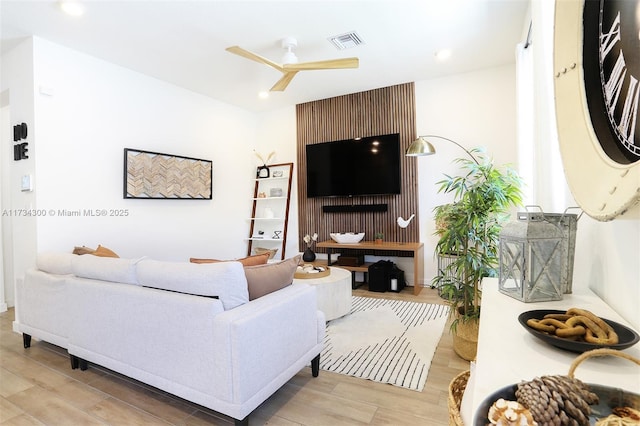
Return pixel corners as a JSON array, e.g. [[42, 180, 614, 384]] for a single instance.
[[14, 269, 70, 348], [212, 283, 324, 404]]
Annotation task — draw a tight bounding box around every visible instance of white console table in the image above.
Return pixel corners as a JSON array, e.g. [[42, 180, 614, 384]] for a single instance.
[[468, 278, 640, 421]]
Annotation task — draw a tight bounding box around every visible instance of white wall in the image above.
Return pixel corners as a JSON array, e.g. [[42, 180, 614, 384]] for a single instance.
[[0, 105, 9, 312], [0, 38, 37, 309], [31, 37, 265, 262], [414, 65, 518, 284]]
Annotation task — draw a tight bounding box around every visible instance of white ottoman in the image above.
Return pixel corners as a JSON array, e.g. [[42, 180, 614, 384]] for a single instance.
[[293, 267, 352, 321]]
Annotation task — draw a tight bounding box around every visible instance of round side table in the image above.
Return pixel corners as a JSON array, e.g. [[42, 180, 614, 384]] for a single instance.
[[293, 266, 352, 321]]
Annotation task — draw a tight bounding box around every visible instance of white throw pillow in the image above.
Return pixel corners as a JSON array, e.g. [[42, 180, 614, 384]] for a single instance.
[[37, 252, 77, 275], [71, 255, 144, 285], [136, 259, 249, 310]]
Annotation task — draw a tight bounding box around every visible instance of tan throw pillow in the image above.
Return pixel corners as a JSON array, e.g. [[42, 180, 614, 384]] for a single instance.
[[92, 245, 119, 258], [190, 252, 270, 267], [73, 246, 96, 255], [244, 255, 301, 300]]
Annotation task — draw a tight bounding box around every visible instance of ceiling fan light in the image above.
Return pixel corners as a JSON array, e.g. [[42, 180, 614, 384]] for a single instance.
[[282, 51, 298, 64]]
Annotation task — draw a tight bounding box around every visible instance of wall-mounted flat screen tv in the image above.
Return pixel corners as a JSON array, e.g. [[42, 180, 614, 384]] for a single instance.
[[306, 133, 401, 197]]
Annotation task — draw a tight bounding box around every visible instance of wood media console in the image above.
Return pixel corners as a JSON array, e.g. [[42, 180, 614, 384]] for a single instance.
[[316, 240, 424, 295]]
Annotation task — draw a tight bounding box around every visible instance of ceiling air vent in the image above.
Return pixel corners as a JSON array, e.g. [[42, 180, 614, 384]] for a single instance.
[[328, 32, 364, 50]]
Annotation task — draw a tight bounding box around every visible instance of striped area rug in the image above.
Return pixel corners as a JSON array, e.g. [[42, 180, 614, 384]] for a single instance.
[[320, 296, 450, 392]]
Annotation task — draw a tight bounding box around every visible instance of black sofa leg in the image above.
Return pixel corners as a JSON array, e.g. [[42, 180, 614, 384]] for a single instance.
[[234, 416, 248, 426], [70, 355, 88, 371], [22, 333, 31, 348], [311, 354, 320, 377]]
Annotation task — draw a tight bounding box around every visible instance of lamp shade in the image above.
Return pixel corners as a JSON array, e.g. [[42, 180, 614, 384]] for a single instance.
[[406, 137, 436, 156]]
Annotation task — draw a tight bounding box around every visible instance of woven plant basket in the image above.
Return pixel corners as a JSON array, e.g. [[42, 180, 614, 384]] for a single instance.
[[448, 369, 470, 426], [453, 318, 479, 361]]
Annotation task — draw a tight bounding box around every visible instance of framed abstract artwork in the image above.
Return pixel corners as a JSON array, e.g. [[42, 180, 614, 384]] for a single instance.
[[124, 148, 212, 199]]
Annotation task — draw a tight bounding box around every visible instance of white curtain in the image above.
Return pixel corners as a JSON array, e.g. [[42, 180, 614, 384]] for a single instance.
[[517, 0, 573, 213], [516, 39, 535, 205]]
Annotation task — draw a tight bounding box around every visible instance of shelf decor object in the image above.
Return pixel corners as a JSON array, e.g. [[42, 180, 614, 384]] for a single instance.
[[302, 232, 318, 262], [254, 150, 275, 179], [123, 148, 212, 199]]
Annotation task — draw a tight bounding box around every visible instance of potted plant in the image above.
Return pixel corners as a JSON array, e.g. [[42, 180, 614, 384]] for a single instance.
[[432, 147, 523, 360], [374, 232, 384, 244]]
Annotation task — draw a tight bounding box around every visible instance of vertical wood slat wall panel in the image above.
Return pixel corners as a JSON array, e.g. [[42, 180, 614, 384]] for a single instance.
[[296, 83, 419, 253]]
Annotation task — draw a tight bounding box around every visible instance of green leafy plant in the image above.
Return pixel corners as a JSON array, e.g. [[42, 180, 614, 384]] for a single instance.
[[432, 147, 523, 331], [374, 232, 384, 240]]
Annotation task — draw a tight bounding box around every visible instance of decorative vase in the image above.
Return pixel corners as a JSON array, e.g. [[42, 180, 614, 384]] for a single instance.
[[302, 247, 316, 262]]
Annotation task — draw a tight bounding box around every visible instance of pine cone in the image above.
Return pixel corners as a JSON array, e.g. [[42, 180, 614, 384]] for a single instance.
[[515, 375, 598, 426]]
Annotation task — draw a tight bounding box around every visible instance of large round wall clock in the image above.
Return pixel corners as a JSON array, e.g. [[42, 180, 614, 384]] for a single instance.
[[554, 0, 639, 221]]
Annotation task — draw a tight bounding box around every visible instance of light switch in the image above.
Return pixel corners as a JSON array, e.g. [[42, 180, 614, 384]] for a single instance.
[[21, 175, 33, 192]]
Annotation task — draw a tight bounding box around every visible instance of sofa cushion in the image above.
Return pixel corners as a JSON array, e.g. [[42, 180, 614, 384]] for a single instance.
[[37, 252, 77, 275], [244, 255, 301, 300], [71, 255, 143, 285], [189, 253, 270, 267], [137, 259, 249, 310]]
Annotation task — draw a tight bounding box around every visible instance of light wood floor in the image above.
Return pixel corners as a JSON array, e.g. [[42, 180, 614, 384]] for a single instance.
[[0, 286, 469, 425]]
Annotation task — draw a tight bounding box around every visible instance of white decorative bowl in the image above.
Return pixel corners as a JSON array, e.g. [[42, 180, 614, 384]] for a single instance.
[[330, 232, 365, 244]]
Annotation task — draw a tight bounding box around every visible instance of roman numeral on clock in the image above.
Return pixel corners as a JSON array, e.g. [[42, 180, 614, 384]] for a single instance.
[[600, 10, 638, 149]]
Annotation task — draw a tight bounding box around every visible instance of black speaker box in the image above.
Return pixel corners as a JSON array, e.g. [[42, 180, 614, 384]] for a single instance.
[[368, 260, 394, 292], [368, 260, 405, 292]]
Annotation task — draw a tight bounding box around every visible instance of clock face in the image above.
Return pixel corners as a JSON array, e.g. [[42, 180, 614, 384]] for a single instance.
[[583, 0, 640, 163]]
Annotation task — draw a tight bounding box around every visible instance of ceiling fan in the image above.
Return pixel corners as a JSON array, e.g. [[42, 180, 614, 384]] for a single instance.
[[226, 37, 359, 91]]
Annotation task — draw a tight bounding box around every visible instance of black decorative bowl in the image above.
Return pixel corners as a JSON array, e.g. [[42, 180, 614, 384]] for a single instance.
[[473, 382, 640, 426], [518, 309, 640, 353]]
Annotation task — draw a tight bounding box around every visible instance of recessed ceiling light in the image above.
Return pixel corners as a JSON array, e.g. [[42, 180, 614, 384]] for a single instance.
[[60, 1, 85, 16], [435, 49, 452, 62], [258, 91, 269, 99]]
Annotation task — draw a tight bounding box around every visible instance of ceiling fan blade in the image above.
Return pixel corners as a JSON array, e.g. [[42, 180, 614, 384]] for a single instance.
[[283, 57, 359, 71], [270, 71, 299, 91], [226, 46, 284, 72]]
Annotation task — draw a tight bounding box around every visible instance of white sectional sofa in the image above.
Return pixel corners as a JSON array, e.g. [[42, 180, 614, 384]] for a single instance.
[[14, 252, 325, 426]]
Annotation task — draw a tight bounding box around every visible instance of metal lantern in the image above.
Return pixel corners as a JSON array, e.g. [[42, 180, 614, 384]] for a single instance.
[[499, 210, 569, 302], [538, 210, 580, 294]]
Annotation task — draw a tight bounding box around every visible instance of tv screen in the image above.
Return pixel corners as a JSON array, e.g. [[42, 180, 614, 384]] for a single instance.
[[306, 133, 401, 197]]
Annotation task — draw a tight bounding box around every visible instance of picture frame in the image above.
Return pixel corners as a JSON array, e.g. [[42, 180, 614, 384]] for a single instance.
[[257, 165, 270, 178], [124, 148, 212, 199], [270, 188, 283, 197]]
